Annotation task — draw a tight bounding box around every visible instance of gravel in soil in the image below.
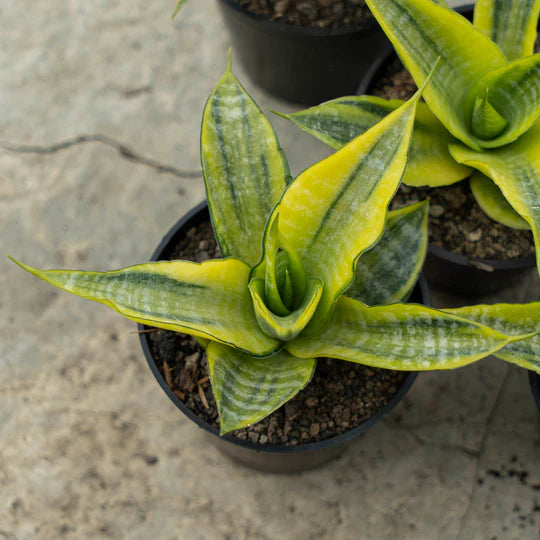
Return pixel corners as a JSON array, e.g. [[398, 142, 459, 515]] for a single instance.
[[371, 57, 535, 261], [147, 217, 408, 446], [236, 0, 374, 28]]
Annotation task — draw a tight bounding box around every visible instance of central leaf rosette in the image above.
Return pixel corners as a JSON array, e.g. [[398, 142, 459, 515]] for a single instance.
[[248, 214, 324, 341]]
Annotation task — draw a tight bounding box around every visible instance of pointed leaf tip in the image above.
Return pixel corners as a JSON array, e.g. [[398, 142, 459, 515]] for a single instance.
[[201, 53, 290, 266], [414, 57, 440, 100], [172, 0, 189, 19], [226, 47, 233, 72], [7, 256, 40, 277], [268, 109, 291, 121]]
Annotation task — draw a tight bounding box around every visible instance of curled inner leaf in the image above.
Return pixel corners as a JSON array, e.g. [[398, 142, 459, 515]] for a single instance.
[[249, 278, 324, 341], [262, 213, 308, 316], [471, 92, 508, 139]]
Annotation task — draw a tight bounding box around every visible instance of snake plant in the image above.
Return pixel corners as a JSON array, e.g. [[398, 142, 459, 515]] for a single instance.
[[10, 57, 540, 435], [280, 0, 540, 271]]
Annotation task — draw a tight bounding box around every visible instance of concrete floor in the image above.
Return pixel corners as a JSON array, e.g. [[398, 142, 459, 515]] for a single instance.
[[1, 1, 539, 538]]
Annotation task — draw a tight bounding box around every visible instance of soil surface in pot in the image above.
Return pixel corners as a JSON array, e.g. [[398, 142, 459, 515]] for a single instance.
[[236, 0, 374, 28], [146, 219, 407, 446], [372, 56, 535, 261]]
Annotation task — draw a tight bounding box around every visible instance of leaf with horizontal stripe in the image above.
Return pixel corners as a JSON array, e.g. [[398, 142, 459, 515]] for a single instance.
[[277, 97, 470, 187], [201, 55, 290, 267], [473, 0, 540, 61], [287, 296, 534, 369], [261, 85, 424, 333], [469, 172, 530, 230], [442, 303, 540, 373], [365, 0, 507, 149], [346, 200, 429, 305], [207, 342, 316, 434], [465, 54, 540, 147], [10, 257, 281, 357], [449, 120, 540, 273]]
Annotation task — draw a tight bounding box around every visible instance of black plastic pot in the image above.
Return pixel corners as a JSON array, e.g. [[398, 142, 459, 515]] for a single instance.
[[530, 372, 540, 413], [422, 246, 536, 296], [356, 4, 537, 296], [139, 201, 430, 473], [216, 0, 392, 105]]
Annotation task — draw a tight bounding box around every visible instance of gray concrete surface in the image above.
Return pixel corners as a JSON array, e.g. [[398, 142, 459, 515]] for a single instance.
[[1, 1, 539, 538]]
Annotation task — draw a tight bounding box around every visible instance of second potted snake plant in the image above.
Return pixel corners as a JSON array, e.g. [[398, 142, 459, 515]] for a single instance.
[[279, 0, 540, 293], [10, 56, 540, 470]]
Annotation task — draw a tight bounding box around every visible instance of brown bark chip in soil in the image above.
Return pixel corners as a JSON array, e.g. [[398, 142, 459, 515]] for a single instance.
[[371, 57, 535, 261], [147, 218, 408, 446], [236, 0, 374, 28]]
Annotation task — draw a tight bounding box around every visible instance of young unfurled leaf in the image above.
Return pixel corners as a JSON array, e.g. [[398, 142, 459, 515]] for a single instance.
[[207, 342, 316, 434], [471, 92, 509, 140], [277, 97, 471, 187], [365, 0, 506, 149], [248, 278, 324, 341], [449, 120, 540, 273], [346, 201, 429, 305], [287, 296, 535, 370], [466, 54, 540, 147], [473, 0, 540, 61], [267, 84, 425, 333], [258, 215, 308, 317], [201, 54, 290, 267], [469, 172, 530, 230], [10, 257, 281, 357], [443, 303, 540, 373]]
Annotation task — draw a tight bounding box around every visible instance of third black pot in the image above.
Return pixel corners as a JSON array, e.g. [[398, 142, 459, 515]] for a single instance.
[[356, 4, 537, 296], [139, 201, 430, 473], [216, 0, 392, 105]]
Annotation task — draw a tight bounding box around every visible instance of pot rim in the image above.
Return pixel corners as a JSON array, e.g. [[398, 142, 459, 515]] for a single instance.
[[427, 244, 535, 271], [356, 2, 536, 272], [139, 201, 428, 455], [217, 0, 380, 37]]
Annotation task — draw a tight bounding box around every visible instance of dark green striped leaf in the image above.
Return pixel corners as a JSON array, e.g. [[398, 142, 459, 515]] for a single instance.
[[346, 201, 429, 305], [443, 303, 540, 373], [287, 296, 534, 370], [207, 342, 316, 434], [473, 0, 540, 61], [469, 172, 530, 229], [449, 120, 540, 273], [365, 0, 507, 149], [201, 56, 290, 267], [278, 97, 470, 187], [10, 257, 281, 357], [260, 87, 423, 333]]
